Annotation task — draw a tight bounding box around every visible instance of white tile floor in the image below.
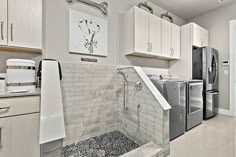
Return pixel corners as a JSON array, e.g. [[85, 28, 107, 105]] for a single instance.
[[169, 115, 236, 157]]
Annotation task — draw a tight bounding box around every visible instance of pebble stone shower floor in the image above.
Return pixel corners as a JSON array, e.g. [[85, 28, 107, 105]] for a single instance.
[[63, 131, 140, 157]]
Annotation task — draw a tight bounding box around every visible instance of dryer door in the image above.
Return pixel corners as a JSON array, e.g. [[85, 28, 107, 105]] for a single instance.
[[188, 82, 203, 114]]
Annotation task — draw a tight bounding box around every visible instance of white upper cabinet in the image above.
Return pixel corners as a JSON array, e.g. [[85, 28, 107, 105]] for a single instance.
[[171, 24, 181, 59], [0, 0, 8, 46], [134, 7, 149, 54], [149, 14, 161, 55], [192, 23, 209, 47], [124, 7, 164, 59], [169, 22, 209, 79], [161, 19, 181, 59], [161, 19, 172, 57], [8, 0, 42, 49]]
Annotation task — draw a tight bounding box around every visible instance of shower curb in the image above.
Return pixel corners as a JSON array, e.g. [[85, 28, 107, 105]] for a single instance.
[[119, 141, 163, 157]]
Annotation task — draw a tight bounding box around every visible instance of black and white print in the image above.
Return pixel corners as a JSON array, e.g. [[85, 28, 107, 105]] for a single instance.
[[69, 9, 108, 57]]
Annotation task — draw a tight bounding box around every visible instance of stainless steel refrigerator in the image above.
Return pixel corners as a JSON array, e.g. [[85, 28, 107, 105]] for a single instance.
[[192, 47, 219, 119]]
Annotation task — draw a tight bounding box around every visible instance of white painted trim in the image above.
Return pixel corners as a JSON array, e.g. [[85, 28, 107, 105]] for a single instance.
[[229, 20, 236, 116], [217, 108, 234, 117], [133, 66, 172, 110]]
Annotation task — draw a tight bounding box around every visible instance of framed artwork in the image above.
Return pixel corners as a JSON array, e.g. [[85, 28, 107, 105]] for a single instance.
[[69, 9, 108, 57]]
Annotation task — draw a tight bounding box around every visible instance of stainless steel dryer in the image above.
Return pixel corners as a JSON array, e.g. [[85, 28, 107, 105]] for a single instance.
[[186, 80, 203, 131], [149, 75, 186, 140]]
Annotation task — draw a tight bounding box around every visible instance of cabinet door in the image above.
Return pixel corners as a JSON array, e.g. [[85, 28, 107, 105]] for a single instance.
[[134, 7, 149, 53], [192, 23, 208, 47], [0, 114, 40, 157], [0, 0, 7, 46], [161, 19, 172, 57], [171, 24, 180, 59], [149, 14, 161, 55], [202, 29, 209, 47], [8, 0, 42, 49]]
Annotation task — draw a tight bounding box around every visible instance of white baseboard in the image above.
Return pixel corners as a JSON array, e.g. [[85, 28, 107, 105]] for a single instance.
[[217, 108, 234, 116]]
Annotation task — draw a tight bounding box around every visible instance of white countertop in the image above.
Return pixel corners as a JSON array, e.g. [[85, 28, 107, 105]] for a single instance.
[[0, 88, 41, 98]]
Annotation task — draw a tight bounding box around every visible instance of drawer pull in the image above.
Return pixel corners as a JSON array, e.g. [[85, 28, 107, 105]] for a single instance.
[[0, 106, 10, 110], [0, 103, 10, 112]]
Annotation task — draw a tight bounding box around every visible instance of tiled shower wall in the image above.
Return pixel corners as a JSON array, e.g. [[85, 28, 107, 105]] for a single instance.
[[61, 63, 170, 156], [61, 63, 119, 146], [117, 67, 170, 156]]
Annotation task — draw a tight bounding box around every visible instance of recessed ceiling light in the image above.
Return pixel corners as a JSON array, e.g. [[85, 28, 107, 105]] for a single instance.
[[218, 0, 224, 3]]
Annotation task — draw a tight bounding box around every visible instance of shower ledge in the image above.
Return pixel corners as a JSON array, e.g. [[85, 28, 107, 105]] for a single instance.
[[119, 141, 163, 157], [133, 66, 171, 111]]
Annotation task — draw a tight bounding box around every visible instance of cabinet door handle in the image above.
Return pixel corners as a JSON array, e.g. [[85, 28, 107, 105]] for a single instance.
[[0, 127, 3, 150], [150, 43, 152, 52], [10, 23, 14, 41], [1, 21, 4, 41], [172, 48, 175, 56], [147, 42, 151, 52], [201, 39, 204, 47]]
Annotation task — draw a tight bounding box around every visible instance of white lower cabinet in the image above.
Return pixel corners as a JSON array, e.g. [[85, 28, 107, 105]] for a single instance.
[[0, 96, 40, 157], [0, 113, 40, 157]]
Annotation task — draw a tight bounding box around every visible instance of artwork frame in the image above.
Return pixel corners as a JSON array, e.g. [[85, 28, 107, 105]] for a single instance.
[[69, 9, 108, 57]]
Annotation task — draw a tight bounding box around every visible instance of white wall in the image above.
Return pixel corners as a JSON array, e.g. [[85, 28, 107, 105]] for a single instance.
[[189, 2, 236, 110], [142, 67, 169, 76], [230, 20, 236, 116], [44, 0, 186, 69]]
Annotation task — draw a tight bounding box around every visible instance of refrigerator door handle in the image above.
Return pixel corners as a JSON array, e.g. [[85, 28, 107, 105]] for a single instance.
[[208, 91, 219, 95], [213, 53, 218, 85], [208, 67, 212, 74]]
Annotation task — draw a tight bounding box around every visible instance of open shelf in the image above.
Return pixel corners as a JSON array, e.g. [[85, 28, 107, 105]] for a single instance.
[[0, 46, 42, 55]]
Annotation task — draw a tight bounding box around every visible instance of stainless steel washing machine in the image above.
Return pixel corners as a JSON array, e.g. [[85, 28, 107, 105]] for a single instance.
[[149, 75, 186, 140]]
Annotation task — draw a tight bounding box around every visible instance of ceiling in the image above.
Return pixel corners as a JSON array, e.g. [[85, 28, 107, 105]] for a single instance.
[[149, 0, 235, 20]]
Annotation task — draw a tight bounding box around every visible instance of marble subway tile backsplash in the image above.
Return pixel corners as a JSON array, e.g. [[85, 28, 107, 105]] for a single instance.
[[61, 63, 119, 146], [61, 63, 170, 156], [117, 67, 170, 156]]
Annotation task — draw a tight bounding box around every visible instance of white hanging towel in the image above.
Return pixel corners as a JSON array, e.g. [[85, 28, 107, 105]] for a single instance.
[[39, 60, 66, 144]]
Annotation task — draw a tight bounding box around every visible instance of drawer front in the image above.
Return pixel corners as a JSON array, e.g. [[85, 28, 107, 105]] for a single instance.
[[0, 96, 40, 118]]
